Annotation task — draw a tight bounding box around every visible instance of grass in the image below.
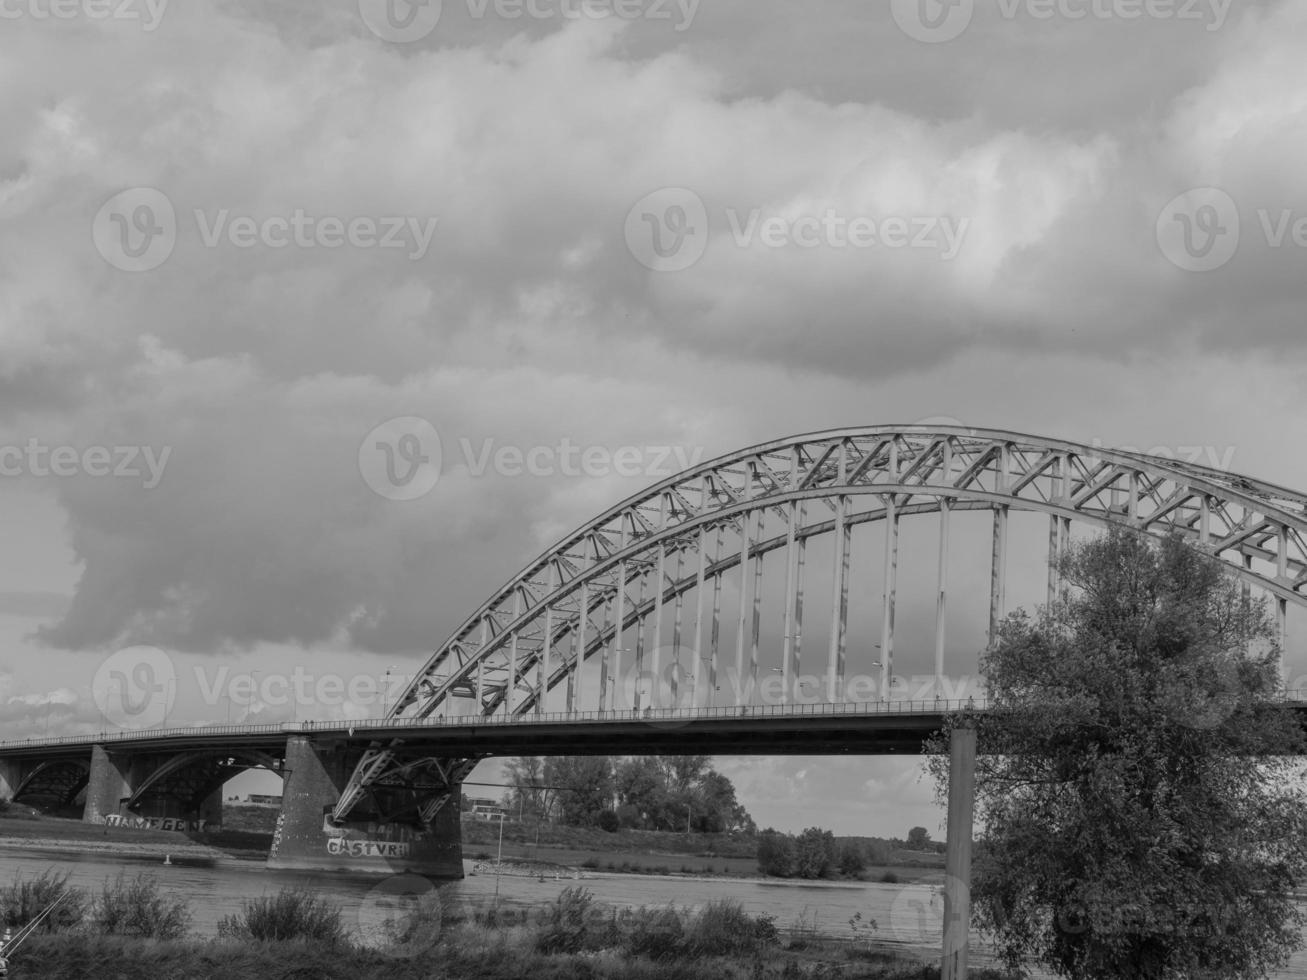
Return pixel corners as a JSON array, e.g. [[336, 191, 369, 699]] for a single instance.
[[217, 887, 349, 944], [3, 873, 1019, 980]]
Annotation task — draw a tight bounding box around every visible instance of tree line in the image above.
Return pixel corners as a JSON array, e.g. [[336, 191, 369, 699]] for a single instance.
[[495, 755, 755, 833]]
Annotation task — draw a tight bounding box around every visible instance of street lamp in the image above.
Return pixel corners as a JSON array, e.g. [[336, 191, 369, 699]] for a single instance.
[[494, 812, 506, 898], [382, 665, 399, 716]]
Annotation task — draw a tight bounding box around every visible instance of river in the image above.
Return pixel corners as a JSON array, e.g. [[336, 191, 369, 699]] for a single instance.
[[3, 846, 1306, 977]]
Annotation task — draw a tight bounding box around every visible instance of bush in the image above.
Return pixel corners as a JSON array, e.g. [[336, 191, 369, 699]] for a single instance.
[[535, 886, 597, 955], [596, 809, 620, 832], [881, 871, 900, 884], [1, 871, 86, 933], [620, 905, 684, 960], [684, 900, 778, 958], [216, 887, 347, 944], [93, 872, 190, 939]]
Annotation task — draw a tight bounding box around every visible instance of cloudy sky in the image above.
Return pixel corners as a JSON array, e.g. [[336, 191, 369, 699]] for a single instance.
[[2, 0, 1307, 837]]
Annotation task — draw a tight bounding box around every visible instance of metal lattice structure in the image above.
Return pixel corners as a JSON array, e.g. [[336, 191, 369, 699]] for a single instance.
[[332, 425, 1307, 824]]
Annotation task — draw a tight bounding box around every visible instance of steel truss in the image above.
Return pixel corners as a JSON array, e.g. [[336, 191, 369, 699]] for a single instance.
[[332, 425, 1307, 824]]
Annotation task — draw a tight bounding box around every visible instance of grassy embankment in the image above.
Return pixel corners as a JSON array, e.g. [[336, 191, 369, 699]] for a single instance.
[[462, 818, 945, 883], [2, 802, 946, 884], [2, 870, 1017, 980]]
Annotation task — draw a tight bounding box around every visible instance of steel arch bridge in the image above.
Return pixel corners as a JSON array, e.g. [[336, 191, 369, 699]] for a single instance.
[[333, 425, 1307, 824]]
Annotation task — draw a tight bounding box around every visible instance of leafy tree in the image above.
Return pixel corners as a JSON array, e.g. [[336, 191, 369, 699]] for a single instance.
[[615, 757, 670, 829], [930, 531, 1307, 980], [837, 839, 867, 876], [503, 757, 555, 822], [756, 830, 795, 877], [793, 827, 836, 879], [906, 826, 930, 849], [545, 757, 614, 827]]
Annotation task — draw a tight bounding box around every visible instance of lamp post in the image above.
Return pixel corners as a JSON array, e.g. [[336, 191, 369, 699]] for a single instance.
[[382, 665, 399, 716], [494, 812, 505, 898]]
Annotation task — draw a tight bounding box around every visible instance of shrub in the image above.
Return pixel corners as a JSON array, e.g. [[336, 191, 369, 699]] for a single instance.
[[535, 886, 598, 954], [596, 809, 620, 832], [93, 872, 191, 939], [881, 871, 900, 884], [684, 900, 778, 958], [580, 856, 600, 869], [1, 871, 86, 933], [620, 905, 684, 960], [216, 887, 347, 944]]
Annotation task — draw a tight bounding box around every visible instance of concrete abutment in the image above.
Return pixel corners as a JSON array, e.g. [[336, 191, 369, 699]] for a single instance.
[[267, 735, 463, 877]]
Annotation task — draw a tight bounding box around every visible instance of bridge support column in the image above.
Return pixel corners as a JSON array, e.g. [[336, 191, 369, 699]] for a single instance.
[[0, 758, 16, 801], [942, 724, 977, 980], [83, 745, 139, 825], [199, 788, 223, 831], [268, 736, 463, 878]]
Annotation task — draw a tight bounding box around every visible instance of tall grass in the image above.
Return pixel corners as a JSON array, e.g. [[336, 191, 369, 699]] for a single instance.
[[216, 886, 348, 944], [0, 870, 86, 933], [93, 871, 191, 940]]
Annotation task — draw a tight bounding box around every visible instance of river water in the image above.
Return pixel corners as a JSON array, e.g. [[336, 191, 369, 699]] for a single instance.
[[3, 846, 1306, 977]]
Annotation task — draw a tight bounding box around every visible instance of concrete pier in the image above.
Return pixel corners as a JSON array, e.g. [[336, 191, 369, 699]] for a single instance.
[[83, 745, 138, 825], [267, 735, 463, 877]]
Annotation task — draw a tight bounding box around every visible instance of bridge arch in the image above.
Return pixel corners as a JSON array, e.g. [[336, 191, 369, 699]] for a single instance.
[[334, 425, 1307, 822], [13, 757, 91, 808], [124, 749, 284, 815]]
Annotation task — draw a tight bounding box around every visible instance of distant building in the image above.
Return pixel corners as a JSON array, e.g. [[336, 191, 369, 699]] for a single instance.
[[245, 794, 283, 807], [466, 797, 507, 820]]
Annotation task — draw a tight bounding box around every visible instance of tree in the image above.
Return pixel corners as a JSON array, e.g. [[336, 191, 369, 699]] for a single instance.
[[503, 757, 555, 822], [837, 839, 867, 876], [931, 531, 1307, 980], [757, 830, 795, 877], [545, 757, 615, 827], [793, 827, 836, 879], [906, 826, 930, 850]]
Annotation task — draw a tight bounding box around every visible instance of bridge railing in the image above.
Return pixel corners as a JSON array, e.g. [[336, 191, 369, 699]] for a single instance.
[[5, 690, 1307, 751], [0, 697, 992, 751]]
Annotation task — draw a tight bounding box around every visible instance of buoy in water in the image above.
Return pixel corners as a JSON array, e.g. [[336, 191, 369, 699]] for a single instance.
[[163, 854, 172, 865]]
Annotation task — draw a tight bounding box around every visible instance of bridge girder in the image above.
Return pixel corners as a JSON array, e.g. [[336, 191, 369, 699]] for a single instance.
[[124, 749, 283, 813], [332, 425, 1307, 824], [12, 757, 90, 806]]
